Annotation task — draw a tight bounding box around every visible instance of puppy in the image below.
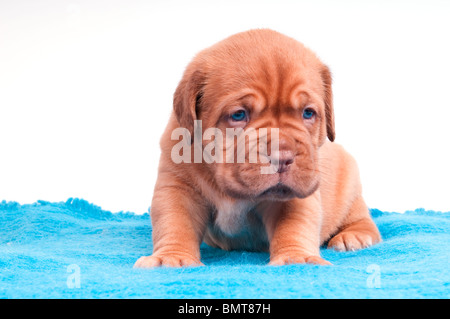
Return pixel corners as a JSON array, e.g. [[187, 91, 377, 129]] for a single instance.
[[134, 29, 381, 267]]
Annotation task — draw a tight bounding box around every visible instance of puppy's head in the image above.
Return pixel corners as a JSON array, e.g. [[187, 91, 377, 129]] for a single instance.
[[173, 29, 335, 201]]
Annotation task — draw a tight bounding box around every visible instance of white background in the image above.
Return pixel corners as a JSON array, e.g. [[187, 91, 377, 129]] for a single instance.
[[1, 0, 449, 214]]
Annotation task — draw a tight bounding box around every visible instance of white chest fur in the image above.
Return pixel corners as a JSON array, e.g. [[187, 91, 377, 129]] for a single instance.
[[213, 199, 253, 235]]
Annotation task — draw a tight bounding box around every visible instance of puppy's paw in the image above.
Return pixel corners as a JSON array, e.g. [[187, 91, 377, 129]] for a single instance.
[[269, 254, 331, 266], [327, 231, 377, 252], [133, 254, 203, 268]]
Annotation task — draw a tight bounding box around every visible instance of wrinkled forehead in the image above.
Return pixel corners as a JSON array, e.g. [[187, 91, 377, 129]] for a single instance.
[[200, 50, 326, 116]]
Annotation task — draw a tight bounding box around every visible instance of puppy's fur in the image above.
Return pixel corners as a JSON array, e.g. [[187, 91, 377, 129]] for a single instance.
[[134, 29, 381, 267]]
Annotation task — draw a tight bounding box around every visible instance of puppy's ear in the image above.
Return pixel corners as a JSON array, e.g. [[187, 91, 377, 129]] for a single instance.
[[321, 65, 335, 142], [173, 68, 205, 135]]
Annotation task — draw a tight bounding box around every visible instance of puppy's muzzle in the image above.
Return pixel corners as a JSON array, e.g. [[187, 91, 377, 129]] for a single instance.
[[269, 149, 295, 173]]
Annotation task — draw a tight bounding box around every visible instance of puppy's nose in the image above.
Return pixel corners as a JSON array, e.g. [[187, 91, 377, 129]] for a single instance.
[[269, 150, 295, 173]]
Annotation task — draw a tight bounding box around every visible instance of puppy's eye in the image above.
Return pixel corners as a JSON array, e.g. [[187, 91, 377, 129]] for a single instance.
[[302, 108, 316, 120], [230, 110, 247, 122]]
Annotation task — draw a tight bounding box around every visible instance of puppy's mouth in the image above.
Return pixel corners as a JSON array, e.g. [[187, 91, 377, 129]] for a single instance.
[[259, 184, 295, 200]]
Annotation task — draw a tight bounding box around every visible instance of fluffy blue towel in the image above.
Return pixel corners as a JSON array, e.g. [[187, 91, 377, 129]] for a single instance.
[[0, 198, 448, 298]]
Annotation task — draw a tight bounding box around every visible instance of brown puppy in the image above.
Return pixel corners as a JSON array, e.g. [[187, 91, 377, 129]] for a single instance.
[[134, 29, 381, 268]]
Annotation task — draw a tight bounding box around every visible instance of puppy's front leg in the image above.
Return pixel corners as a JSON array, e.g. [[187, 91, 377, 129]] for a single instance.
[[265, 193, 331, 266], [134, 180, 209, 268]]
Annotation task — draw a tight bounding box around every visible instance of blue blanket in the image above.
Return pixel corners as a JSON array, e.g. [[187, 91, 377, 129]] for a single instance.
[[0, 198, 448, 299]]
